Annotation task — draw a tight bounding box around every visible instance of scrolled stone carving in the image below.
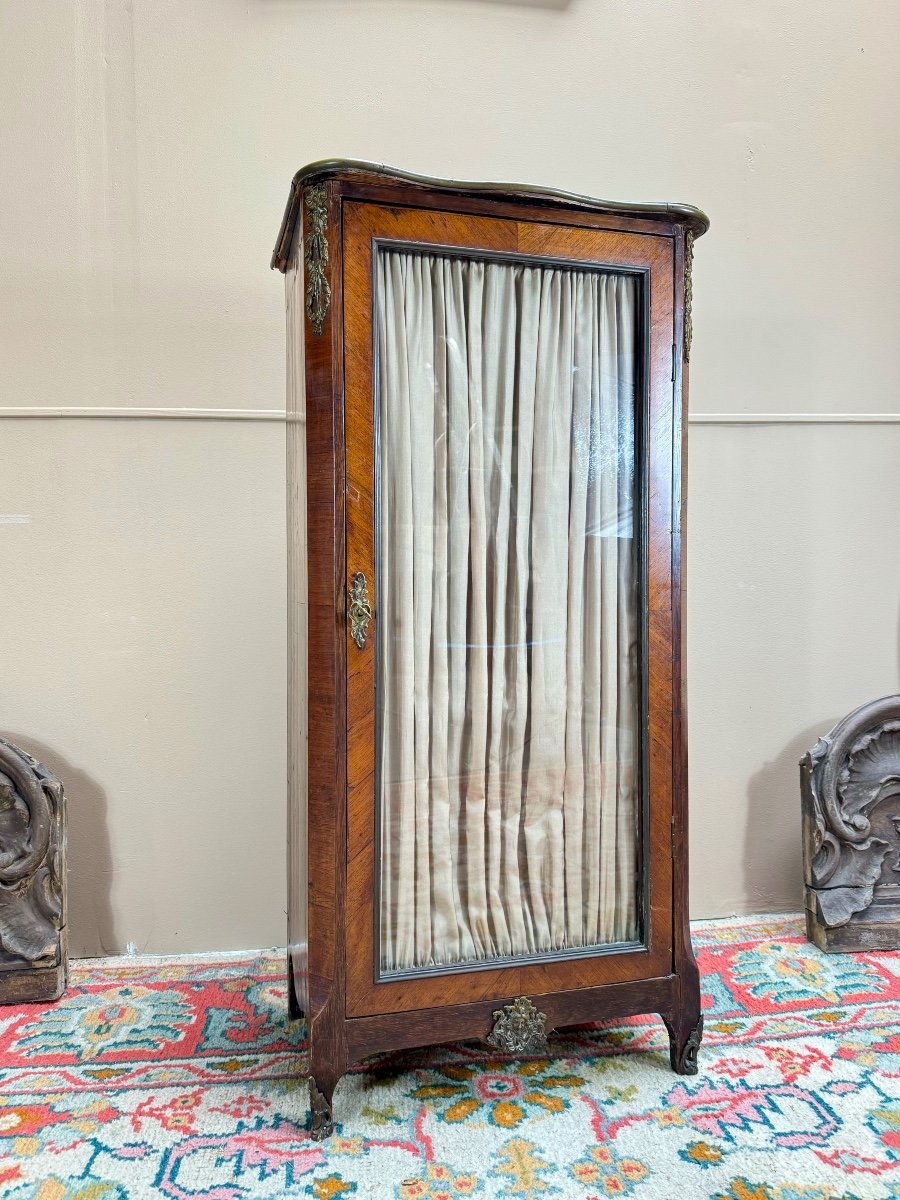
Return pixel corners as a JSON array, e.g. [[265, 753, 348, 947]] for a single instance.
[[0, 737, 67, 1002], [802, 695, 900, 952]]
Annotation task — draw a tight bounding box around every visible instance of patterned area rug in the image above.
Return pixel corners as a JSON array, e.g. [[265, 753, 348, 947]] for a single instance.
[[1, 915, 899, 1199]]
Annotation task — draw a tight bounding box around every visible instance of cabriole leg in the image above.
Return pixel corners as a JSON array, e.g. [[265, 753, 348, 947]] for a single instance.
[[307, 1024, 346, 1139], [662, 1010, 704, 1075]]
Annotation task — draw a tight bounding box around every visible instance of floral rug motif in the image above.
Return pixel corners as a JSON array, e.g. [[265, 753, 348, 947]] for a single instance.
[[1, 915, 899, 1198]]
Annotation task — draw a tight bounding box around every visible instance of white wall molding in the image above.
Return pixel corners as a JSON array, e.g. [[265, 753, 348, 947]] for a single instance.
[[0, 407, 898, 425], [0, 407, 286, 421], [689, 412, 900, 425]]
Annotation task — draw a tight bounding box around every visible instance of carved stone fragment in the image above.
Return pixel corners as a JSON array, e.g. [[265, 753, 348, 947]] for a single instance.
[[801, 695, 900, 952], [0, 738, 67, 1003]]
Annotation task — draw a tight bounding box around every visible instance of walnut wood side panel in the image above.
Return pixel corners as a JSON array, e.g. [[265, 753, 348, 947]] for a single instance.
[[301, 181, 349, 1102], [666, 228, 702, 1052], [286, 225, 309, 1021]]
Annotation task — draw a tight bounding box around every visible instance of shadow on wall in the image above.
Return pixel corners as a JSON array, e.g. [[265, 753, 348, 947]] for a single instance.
[[743, 602, 900, 919], [1, 732, 115, 959], [744, 718, 837, 916]]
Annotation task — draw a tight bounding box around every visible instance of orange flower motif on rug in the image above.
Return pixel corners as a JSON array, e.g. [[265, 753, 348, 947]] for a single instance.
[[398, 1162, 479, 1198], [411, 1059, 584, 1127], [570, 1144, 648, 1195]]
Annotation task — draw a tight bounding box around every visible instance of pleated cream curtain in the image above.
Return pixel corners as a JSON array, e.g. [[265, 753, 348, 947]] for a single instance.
[[376, 249, 640, 973]]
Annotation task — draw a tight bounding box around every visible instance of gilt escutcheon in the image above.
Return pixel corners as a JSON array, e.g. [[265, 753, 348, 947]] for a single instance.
[[348, 572, 372, 649], [487, 996, 550, 1054]]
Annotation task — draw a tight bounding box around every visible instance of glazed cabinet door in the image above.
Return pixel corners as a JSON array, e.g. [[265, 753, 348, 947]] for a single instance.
[[343, 202, 676, 1017]]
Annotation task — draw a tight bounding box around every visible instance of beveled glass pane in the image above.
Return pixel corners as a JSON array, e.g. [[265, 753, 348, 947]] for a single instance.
[[375, 248, 642, 975]]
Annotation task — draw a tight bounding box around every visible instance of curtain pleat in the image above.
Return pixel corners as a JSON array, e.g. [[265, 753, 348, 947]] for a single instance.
[[378, 250, 640, 973]]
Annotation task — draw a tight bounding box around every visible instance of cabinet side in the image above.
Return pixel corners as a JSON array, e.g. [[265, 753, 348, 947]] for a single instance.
[[669, 226, 701, 1063], [286, 226, 309, 1018]]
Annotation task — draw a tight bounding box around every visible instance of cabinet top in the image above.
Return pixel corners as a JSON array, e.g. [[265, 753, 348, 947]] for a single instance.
[[271, 159, 709, 271]]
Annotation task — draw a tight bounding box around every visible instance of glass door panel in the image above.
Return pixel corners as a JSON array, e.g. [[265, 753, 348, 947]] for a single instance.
[[375, 248, 643, 977]]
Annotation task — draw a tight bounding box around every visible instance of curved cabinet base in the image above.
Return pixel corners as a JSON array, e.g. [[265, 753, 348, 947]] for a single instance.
[[301, 969, 702, 1134]]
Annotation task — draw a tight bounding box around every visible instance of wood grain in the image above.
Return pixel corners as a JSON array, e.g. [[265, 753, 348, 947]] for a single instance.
[[302, 181, 349, 1097], [345, 974, 679, 1063]]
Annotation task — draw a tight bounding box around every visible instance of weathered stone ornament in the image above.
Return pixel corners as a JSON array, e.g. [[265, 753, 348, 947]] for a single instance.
[[802, 694, 900, 952], [486, 996, 551, 1054], [0, 738, 67, 1003]]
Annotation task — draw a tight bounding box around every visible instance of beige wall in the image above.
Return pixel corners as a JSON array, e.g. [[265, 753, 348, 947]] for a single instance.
[[1, 0, 898, 954]]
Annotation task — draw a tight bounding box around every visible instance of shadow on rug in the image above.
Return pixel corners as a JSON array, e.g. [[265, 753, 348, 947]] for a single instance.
[[0, 915, 898, 1198]]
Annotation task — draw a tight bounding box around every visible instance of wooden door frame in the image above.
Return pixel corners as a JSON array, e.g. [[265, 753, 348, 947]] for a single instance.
[[342, 201, 676, 1018]]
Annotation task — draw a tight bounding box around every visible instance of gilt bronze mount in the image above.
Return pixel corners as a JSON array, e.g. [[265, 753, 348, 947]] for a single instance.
[[304, 185, 331, 336], [348, 572, 372, 650], [486, 996, 551, 1054]]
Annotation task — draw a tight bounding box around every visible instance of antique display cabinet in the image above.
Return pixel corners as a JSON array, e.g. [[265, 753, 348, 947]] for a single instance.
[[272, 161, 709, 1138]]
